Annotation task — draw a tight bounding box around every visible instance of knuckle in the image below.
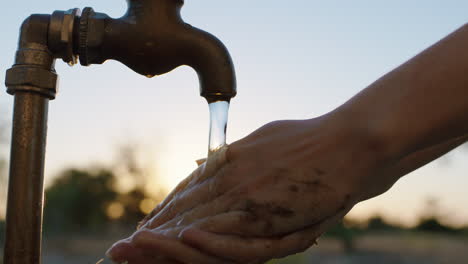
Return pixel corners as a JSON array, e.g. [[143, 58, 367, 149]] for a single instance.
[[263, 120, 286, 129], [131, 229, 152, 244]]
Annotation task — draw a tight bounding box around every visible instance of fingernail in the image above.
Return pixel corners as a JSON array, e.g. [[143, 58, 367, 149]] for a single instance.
[[105, 248, 116, 262], [105, 241, 126, 263], [105, 250, 129, 264], [105, 245, 114, 258]]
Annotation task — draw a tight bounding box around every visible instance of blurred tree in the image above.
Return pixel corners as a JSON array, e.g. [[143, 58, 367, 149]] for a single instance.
[[415, 218, 456, 234], [44, 169, 119, 233], [463, 226, 468, 236], [325, 218, 360, 253], [112, 143, 166, 198], [414, 198, 457, 234], [0, 117, 8, 221], [43, 143, 167, 234], [366, 216, 400, 231], [117, 189, 147, 225], [0, 117, 7, 251], [112, 143, 166, 220]]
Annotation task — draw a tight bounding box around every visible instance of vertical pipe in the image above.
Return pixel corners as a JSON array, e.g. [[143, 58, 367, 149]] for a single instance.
[[3, 92, 49, 264]]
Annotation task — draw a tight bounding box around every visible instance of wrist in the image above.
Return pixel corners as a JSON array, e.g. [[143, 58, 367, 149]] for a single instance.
[[325, 106, 398, 163], [302, 111, 397, 202]]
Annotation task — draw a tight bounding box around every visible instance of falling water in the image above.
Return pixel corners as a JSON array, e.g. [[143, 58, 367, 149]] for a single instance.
[[208, 101, 230, 156]]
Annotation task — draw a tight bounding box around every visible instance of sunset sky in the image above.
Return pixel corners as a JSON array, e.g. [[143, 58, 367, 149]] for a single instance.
[[1, 0, 468, 226]]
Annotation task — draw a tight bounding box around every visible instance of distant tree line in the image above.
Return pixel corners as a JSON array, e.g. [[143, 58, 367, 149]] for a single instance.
[[326, 212, 468, 253], [42, 144, 166, 235], [43, 168, 155, 233]]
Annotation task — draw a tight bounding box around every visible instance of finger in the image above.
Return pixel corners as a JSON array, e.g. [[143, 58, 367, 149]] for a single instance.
[[138, 160, 207, 229], [154, 188, 239, 232], [182, 229, 277, 263], [182, 209, 350, 262], [191, 211, 276, 237], [148, 165, 241, 230], [106, 239, 151, 264], [131, 229, 233, 264], [190, 205, 320, 238], [143, 146, 230, 229], [138, 175, 199, 229], [107, 238, 184, 264], [278, 208, 350, 254]]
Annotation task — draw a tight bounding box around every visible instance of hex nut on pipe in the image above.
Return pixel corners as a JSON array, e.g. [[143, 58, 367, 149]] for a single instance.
[[5, 66, 58, 99], [48, 8, 81, 65]]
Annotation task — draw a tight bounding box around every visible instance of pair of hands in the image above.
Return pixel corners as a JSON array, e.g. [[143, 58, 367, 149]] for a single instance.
[[106, 112, 464, 264], [106, 23, 468, 263]]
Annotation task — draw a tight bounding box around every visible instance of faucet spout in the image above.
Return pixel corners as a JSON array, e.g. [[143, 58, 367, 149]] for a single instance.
[[79, 0, 237, 102], [182, 26, 238, 102]]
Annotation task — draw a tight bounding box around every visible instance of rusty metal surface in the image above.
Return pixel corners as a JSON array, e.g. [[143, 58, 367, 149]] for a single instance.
[[4, 14, 54, 264], [4, 92, 49, 264]]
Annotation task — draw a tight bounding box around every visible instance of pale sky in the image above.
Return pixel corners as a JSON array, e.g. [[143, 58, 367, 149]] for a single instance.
[[1, 0, 467, 226]]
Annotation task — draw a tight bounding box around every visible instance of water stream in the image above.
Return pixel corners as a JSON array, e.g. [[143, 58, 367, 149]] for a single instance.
[[208, 101, 230, 156]]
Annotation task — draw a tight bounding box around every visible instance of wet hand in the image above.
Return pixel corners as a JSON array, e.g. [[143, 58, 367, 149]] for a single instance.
[[106, 209, 346, 264], [150, 116, 386, 234], [108, 113, 466, 263], [111, 115, 396, 262]]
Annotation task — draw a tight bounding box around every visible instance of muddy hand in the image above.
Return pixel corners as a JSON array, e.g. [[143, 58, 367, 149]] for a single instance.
[[109, 117, 370, 263], [156, 119, 468, 235], [108, 208, 346, 264], [109, 117, 382, 263], [137, 146, 228, 229], [106, 226, 241, 264], [155, 118, 382, 235], [109, 117, 468, 263]]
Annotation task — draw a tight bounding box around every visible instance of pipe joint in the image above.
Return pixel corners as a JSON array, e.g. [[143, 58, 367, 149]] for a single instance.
[[5, 66, 58, 99], [5, 15, 60, 99], [48, 8, 81, 65], [78, 7, 110, 66], [5, 9, 81, 99]]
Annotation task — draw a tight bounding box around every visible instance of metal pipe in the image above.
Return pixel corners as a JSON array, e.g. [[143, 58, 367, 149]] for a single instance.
[[78, 0, 237, 102], [3, 92, 49, 264], [4, 14, 57, 264]]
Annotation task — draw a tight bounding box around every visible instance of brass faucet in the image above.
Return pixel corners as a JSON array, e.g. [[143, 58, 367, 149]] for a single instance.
[[3, 1, 236, 263]]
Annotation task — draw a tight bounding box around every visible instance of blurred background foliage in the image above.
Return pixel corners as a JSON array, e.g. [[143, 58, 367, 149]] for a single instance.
[[41, 143, 167, 235]]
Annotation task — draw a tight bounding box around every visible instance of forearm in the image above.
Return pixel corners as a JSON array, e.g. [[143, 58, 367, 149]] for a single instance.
[[338, 23, 468, 160], [362, 133, 468, 200], [389, 133, 467, 178]]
